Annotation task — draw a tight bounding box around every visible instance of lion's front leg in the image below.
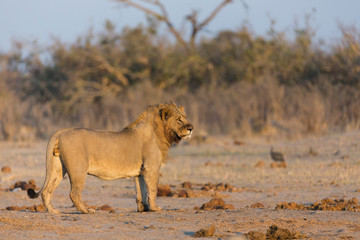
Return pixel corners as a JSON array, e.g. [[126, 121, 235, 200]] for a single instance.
[[135, 176, 147, 212], [144, 171, 162, 212]]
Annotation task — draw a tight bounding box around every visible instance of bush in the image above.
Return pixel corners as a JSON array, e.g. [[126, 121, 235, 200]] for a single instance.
[[0, 21, 359, 140]]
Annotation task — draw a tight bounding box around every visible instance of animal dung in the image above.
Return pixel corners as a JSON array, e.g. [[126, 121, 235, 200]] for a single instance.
[[1, 166, 11, 173], [254, 160, 266, 168], [250, 202, 265, 208], [6, 204, 45, 212], [275, 197, 360, 211], [178, 190, 188, 198], [194, 225, 216, 238], [246, 224, 306, 240], [157, 184, 172, 197], [197, 197, 234, 210], [181, 181, 192, 189], [270, 162, 287, 168], [9, 180, 36, 191]]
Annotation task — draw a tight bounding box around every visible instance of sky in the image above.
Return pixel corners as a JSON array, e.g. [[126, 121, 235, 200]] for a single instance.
[[0, 0, 359, 52]]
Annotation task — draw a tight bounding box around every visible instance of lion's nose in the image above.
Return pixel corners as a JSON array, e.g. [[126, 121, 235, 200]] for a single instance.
[[187, 124, 193, 132]]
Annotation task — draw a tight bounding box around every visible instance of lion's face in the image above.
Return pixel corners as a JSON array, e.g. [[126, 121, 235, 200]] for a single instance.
[[161, 105, 193, 143]]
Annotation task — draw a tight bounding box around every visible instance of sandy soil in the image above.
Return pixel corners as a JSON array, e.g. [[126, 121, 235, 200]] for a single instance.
[[1, 131, 360, 239]]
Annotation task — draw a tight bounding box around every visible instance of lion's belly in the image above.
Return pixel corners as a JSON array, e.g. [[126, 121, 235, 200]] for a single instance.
[[87, 157, 142, 180]]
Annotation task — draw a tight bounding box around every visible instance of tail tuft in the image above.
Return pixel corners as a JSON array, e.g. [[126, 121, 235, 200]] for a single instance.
[[27, 188, 38, 199]]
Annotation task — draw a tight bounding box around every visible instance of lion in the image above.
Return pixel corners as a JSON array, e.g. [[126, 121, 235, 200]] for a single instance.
[[27, 103, 193, 214]]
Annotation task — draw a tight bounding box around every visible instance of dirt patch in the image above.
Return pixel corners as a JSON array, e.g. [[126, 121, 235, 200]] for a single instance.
[[276, 198, 360, 211], [194, 225, 216, 238], [246, 224, 306, 240], [196, 198, 234, 210], [6, 204, 45, 212], [8, 179, 37, 191]]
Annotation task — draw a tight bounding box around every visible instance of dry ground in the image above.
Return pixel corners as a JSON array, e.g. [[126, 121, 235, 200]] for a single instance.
[[1, 131, 360, 239]]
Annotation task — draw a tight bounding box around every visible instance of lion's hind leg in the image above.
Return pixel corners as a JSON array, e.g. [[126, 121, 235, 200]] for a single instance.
[[41, 156, 66, 213], [68, 173, 95, 214]]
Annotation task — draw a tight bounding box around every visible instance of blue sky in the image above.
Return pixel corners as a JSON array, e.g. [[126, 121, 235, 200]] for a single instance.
[[0, 0, 359, 52]]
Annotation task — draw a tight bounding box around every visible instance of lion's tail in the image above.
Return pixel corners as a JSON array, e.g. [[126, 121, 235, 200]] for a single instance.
[[27, 129, 66, 199]]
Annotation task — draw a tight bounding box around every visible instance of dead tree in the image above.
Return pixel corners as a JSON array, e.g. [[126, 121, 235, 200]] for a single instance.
[[115, 0, 234, 52]]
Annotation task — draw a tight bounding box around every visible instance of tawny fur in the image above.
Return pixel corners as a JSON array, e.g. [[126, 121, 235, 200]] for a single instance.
[[27, 103, 193, 214]]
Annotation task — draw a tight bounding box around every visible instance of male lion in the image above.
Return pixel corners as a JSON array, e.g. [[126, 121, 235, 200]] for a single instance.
[[27, 103, 193, 214]]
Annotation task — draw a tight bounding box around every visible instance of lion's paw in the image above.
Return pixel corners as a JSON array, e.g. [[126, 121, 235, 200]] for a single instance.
[[48, 208, 60, 214], [87, 208, 96, 214], [149, 204, 162, 212], [137, 204, 145, 212]]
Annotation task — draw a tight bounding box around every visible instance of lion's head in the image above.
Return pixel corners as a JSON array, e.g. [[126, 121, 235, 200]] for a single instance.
[[160, 104, 193, 144]]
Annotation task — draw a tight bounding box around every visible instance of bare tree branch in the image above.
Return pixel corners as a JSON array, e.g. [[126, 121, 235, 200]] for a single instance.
[[115, 0, 234, 51], [116, 0, 188, 50], [198, 0, 232, 29], [189, 0, 232, 48]]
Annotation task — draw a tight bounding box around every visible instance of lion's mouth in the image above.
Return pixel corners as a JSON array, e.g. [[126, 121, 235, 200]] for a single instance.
[[175, 131, 192, 140], [182, 131, 192, 140]]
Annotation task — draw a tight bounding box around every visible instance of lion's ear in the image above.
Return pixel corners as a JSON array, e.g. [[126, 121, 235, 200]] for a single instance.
[[179, 106, 185, 114], [160, 107, 173, 121]]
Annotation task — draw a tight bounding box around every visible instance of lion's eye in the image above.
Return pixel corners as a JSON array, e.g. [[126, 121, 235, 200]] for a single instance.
[[177, 118, 182, 123]]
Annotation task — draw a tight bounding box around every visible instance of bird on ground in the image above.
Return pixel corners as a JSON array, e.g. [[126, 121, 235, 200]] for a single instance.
[[270, 147, 285, 162]]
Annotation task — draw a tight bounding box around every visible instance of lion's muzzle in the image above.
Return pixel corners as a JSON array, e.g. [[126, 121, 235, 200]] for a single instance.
[[182, 124, 194, 139]]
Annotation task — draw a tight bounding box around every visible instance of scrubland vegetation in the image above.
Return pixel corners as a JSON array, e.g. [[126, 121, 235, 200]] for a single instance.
[[0, 18, 359, 140]]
